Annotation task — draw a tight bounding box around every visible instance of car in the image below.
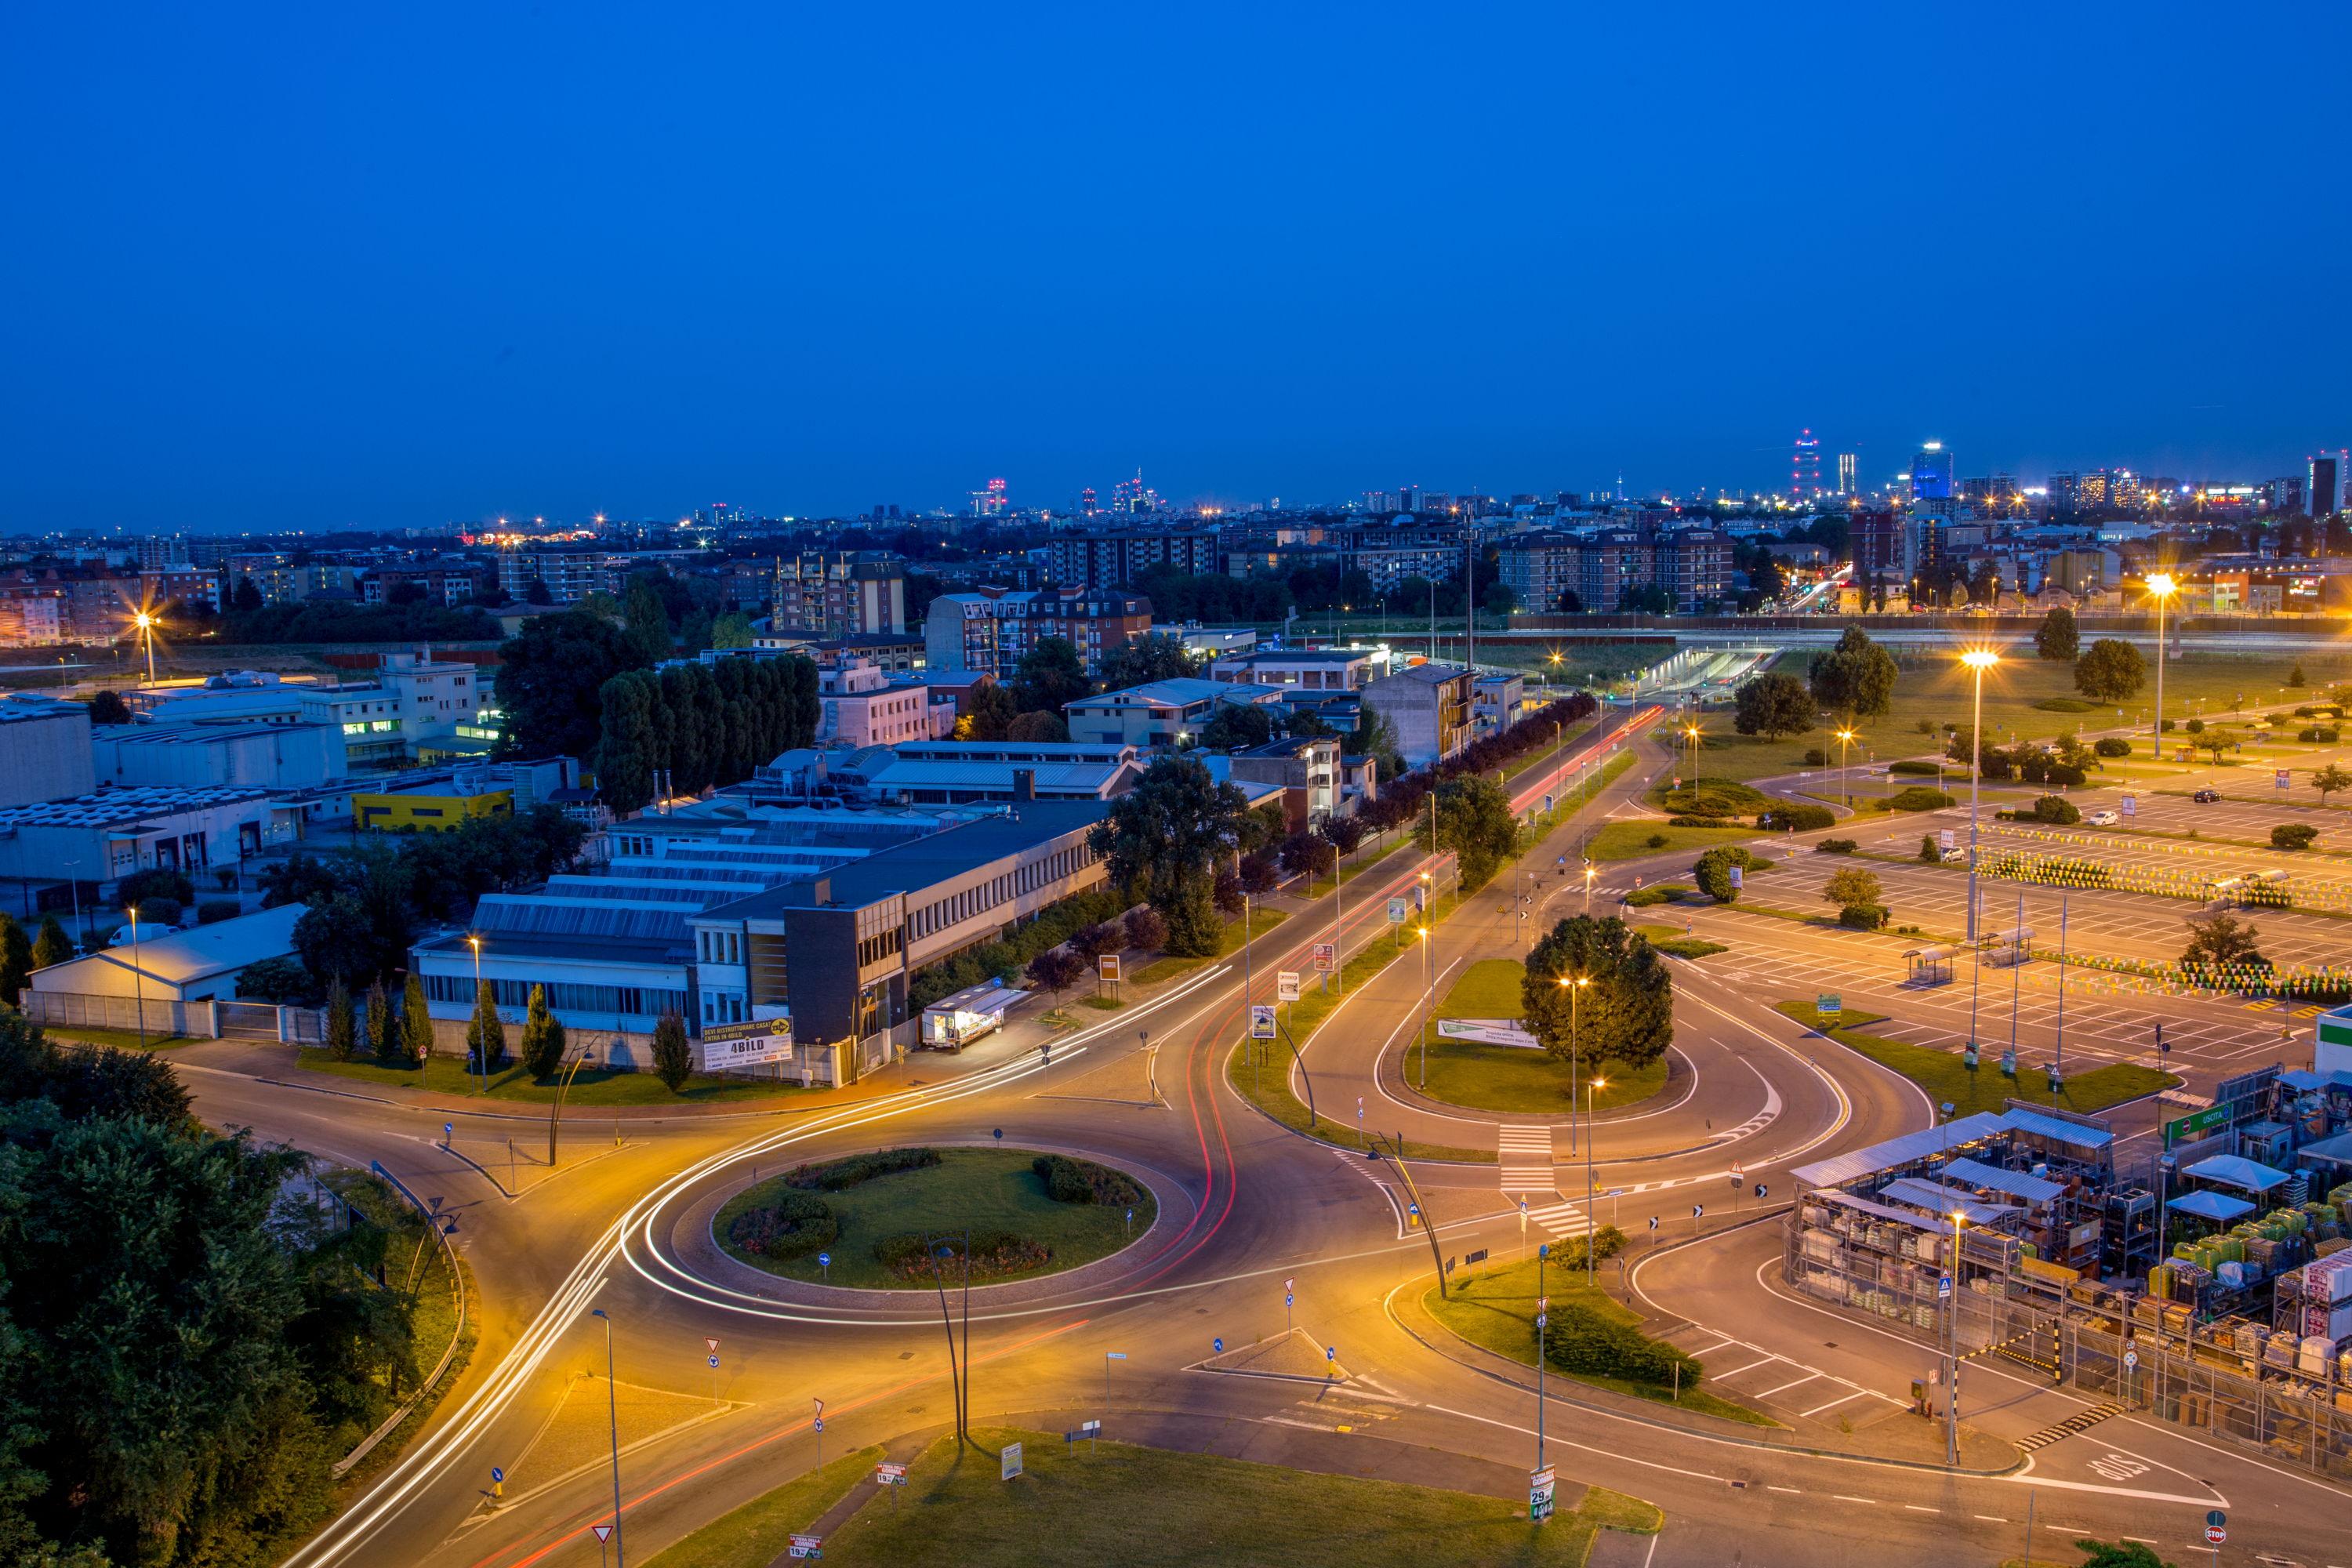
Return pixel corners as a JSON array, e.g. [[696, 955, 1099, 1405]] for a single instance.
[[2087, 810, 2119, 826], [1940, 848, 1969, 866], [2193, 789, 2222, 803]]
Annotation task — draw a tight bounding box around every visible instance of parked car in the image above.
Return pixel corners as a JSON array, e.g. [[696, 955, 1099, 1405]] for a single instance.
[[2087, 810, 2119, 826], [2193, 789, 2222, 803], [1940, 847, 1969, 866]]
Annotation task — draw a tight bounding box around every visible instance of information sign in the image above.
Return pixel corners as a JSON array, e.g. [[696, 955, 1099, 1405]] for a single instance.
[[1249, 1004, 1277, 1040]]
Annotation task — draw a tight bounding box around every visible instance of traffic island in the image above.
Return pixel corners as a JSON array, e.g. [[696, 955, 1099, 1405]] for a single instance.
[[712, 1146, 1157, 1290], [1394, 959, 1673, 1118], [648, 1424, 1661, 1568]]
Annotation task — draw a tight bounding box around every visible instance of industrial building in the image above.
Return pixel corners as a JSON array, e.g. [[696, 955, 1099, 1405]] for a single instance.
[[0, 695, 96, 807]]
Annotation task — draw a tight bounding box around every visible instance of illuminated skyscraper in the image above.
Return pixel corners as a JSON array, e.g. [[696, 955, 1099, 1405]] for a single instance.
[[1790, 429, 1821, 498], [1911, 442, 1954, 501], [1836, 453, 1857, 496], [2310, 450, 2349, 517]]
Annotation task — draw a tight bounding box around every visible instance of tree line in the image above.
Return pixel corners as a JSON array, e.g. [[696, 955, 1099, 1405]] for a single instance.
[[595, 657, 822, 815]]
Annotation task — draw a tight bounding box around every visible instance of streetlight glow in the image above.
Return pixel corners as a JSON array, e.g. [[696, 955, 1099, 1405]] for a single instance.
[[2146, 572, 2176, 598], [1959, 649, 1998, 670]]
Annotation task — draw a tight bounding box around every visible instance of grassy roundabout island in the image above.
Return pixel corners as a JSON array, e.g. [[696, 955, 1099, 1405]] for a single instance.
[[1410, 960, 1669, 1116], [713, 1146, 1156, 1290]]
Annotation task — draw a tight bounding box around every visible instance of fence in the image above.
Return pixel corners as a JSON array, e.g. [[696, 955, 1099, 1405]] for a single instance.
[[1783, 1218, 2352, 1480], [22, 989, 322, 1044]]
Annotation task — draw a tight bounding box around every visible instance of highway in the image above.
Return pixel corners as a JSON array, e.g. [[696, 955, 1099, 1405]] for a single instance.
[[156, 702, 2352, 1568]]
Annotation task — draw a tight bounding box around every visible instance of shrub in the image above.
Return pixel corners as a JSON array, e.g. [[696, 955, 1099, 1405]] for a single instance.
[[2093, 736, 2132, 757], [2031, 795, 2081, 825], [651, 1008, 690, 1089], [2272, 823, 2320, 851], [132, 897, 183, 927], [117, 866, 195, 911], [1886, 786, 1955, 811], [1757, 803, 1835, 833], [2159, 717, 2176, 732], [2299, 727, 2341, 744], [787, 1146, 941, 1191], [1624, 886, 1679, 906], [1543, 1298, 1700, 1388], [1801, 747, 1828, 766], [873, 1228, 1047, 1282], [2185, 717, 2205, 735], [1645, 832, 1668, 848], [1918, 834, 1940, 862], [1031, 1153, 1143, 1207], [2295, 705, 2318, 718], [197, 899, 239, 924], [1888, 759, 1944, 775], [1666, 814, 1729, 827], [1692, 845, 1766, 902], [1838, 903, 1889, 930], [1816, 837, 1857, 854], [728, 1190, 838, 1259]]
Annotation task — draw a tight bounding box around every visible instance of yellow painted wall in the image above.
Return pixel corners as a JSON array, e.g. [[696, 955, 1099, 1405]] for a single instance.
[[352, 789, 511, 832]]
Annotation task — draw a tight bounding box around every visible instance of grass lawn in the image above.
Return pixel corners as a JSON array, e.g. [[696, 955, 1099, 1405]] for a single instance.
[[712, 1148, 1152, 1290], [1584, 819, 1759, 862], [726, 1425, 1661, 1568], [294, 1048, 811, 1105], [1633, 923, 1728, 959], [1131, 907, 1289, 985], [317, 1167, 474, 1480], [1425, 1258, 1772, 1427], [1677, 649, 2336, 786], [1411, 960, 1670, 1115], [1769, 1001, 2178, 1116], [641, 1446, 885, 1568], [41, 1025, 201, 1051]]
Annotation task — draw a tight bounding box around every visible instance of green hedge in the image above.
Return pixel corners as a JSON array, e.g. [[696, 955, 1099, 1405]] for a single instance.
[[906, 884, 1130, 1010], [2093, 737, 2132, 757], [1758, 803, 1835, 832], [1888, 759, 1945, 775], [1544, 1298, 1700, 1387], [873, 1228, 1047, 1282], [726, 1191, 839, 1259], [786, 1146, 940, 1191], [1886, 786, 1955, 811], [1031, 1153, 1143, 1207], [1838, 902, 1889, 930], [1816, 837, 1857, 854]]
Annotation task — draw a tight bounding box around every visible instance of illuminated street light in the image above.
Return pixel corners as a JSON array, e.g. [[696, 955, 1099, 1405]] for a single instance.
[[132, 609, 158, 685], [1835, 726, 1858, 807], [2145, 572, 2177, 760], [1959, 652, 1999, 944]]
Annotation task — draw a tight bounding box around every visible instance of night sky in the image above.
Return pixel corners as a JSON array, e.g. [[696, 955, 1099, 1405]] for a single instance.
[[5, 5, 2346, 533]]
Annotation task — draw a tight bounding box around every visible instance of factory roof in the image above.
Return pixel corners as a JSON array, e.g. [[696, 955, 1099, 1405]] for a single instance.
[[1940, 1156, 2065, 1203], [31, 905, 304, 990], [0, 784, 278, 829], [705, 801, 1107, 920]]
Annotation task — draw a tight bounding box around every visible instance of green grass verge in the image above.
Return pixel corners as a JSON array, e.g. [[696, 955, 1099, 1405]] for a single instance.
[[1425, 1259, 1773, 1427], [641, 1446, 886, 1568], [317, 1167, 475, 1477], [292, 1047, 810, 1105], [713, 1148, 1154, 1290], [1769, 1001, 2179, 1116], [1647, 775, 1775, 815], [1633, 924, 1728, 959], [1131, 907, 1290, 985], [1409, 959, 1671, 1115], [290, 1048, 809, 1109], [1584, 820, 1761, 862], [40, 1025, 201, 1051], [773, 1425, 1657, 1568]]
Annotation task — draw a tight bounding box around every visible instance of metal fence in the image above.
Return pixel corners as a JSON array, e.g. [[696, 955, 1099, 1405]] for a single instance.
[[23, 989, 322, 1044], [1784, 1220, 2352, 1480]]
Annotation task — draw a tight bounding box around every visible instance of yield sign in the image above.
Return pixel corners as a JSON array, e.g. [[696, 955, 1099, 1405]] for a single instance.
[[592, 1525, 613, 1544], [705, 1337, 720, 1353]]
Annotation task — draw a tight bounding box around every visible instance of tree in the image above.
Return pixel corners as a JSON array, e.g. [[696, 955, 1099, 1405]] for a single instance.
[[1278, 829, 1336, 881], [30, 913, 71, 971], [231, 573, 265, 612], [710, 611, 756, 649], [1011, 636, 1091, 714], [1731, 672, 1816, 740], [1200, 702, 1274, 750], [365, 979, 395, 1065], [1354, 706, 1406, 782], [962, 679, 1019, 742], [2074, 638, 2147, 703], [2270, 823, 2319, 851], [118, 866, 196, 910], [1617, 583, 1675, 615], [1522, 916, 1672, 1072], [293, 894, 380, 991], [1414, 774, 1519, 890], [1822, 866, 1883, 910], [1123, 906, 1167, 953], [2288, 662, 2307, 688], [1088, 756, 1251, 957], [1319, 813, 1368, 856], [1237, 851, 1279, 896], [518, 982, 567, 1078], [595, 670, 660, 815], [237, 953, 317, 1004], [2310, 762, 2351, 806], [622, 577, 673, 666], [1807, 626, 1898, 719], [1027, 946, 1085, 1010], [499, 610, 648, 762], [1692, 847, 1753, 903], [401, 972, 435, 1065], [86, 688, 131, 724], [2193, 731, 2238, 766], [2181, 909, 2268, 971], [321, 975, 356, 1060], [652, 1008, 693, 1091], [466, 979, 506, 1073], [1918, 833, 1940, 862], [1006, 709, 1070, 742], [0, 915, 30, 1005], [1072, 922, 1124, 961], [2033, 606, 2080, 661], [1096, 633, 1196, 690]]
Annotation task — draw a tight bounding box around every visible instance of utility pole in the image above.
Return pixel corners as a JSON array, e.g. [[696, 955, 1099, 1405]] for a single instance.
[[591, 1308, 625, 1568]]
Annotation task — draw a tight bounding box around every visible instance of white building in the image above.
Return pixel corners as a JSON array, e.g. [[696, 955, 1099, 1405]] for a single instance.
[[29, 904, 305, 1004], [129, 648, 484, 768], [95, 720, 347, 790], [0, 786, 303, 900], [0, 695, 95, 808], [815, 656, 956, 748]]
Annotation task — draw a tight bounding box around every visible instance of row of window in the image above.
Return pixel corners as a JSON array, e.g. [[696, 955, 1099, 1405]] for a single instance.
[[697, 928, 744, 965], [905, 839, 1098, 942], [423, 972, 685, 1018]]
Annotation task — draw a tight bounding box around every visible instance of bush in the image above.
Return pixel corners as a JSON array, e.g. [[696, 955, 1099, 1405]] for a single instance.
[[2185, 717, 2204, 735], [1886, 786, 1955, 811], [2159, 717, 2176, 732], [1645, 832, 1668, 848], [2093, 736, 2132, 757], [1665, 814, 1730, 827], [2300, 727, 2341, 744], [1838, 903, 1889, 930], [2273, 823, 2321, 851], [1757, 803, 1835, 833], [788, 1146, 942, 1191], [117, 866, 196, 910], [1624, 885, 1679, 906], [1543, 1296, 1700, 1388], [1031, 1153, 1143, 1207], [1692, 845, 1766, 902], [906, 883, 1130, 1010], [2031, 795, 2081, 825], [727, 1190, 838, 1259], [873, 1228, 1047, 1282], [1918, 834, 1940, 862], [133, 897, 183, 927], [1816, 838, 1857, 855], [1801, 747, 1828, 766], [1888, 759, 1944, 775], [197, 899, 239, 924]]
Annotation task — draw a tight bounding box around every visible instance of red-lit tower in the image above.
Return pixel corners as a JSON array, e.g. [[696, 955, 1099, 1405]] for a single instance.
[[1791, 429, 1821, 499]]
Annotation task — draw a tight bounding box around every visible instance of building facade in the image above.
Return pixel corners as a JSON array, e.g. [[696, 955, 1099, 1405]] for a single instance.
[[924, 586, 1152, 680], [773, 552, 908, 636], [1359, 662, 1473, 768], [1046, 530, 1219, 588]]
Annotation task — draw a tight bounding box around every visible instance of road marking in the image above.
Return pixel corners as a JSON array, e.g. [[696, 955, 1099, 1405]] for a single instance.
[[1904, 1504, 1938, 1513], [1711, 1356, 1779, 1380], [1497, 1125, 1555, 1192], [1974, 1515, 2008, 1523], [1688, 1335, 1735, 1357], [1799, 1390, 1872, 1417], [1521, 1200, 1592, 1237], [1766, 1485, 1801, 1494], [1832, 1494, 1876, 1504], [1753, 1373, 1820, 1398]]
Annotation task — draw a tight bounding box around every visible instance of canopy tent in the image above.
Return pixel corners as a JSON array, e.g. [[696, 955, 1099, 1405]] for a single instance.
[[2180, 1154, 2292, 1194], [2165, 1190, 2256, 1223]]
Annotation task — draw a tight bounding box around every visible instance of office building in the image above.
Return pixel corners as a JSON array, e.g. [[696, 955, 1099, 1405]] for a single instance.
[[2312, 451, 2350, 517], [1837, 452, 1858, 496], [1046, 530, 1219, 589], [1204, 647, 1387, 692], [0, 695, 96, 808], [130, 648, 484, 768], [0, 786, 303, 904], [924, 586, 1152, 681], [1062, 678, 1287, 750], [1224, 735, 1342, 828], [1911, 441, 1954, 501]]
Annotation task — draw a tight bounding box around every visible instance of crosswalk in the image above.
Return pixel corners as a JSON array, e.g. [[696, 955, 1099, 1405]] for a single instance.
[[2014, 1401, 2127, 1453], [1497, 1125, 1555, 1192], [1519, 1197, 1594, 1239]]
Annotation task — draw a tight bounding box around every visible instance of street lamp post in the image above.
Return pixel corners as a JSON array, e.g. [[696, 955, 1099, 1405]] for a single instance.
[[1945, 1211, 1967, 1467], [1535, 1241, 1550, 1468], [590, 1308, 625, 1568], [127, 906, 147, 1049], [2146, 573, 2176, 760], [1835, 727, 1857, 808], [133, 611, 158, 685], [1417, 926, 1432, 1088], [467, 933, 485, 1092], [1584, 1076, 1606, 1287], [1558, 975, 1588, 1153], [1961, 651, 1999, 942]]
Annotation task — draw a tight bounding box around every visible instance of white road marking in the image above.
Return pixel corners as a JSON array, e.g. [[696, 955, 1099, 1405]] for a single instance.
[[1799, 1390, 1872, 1417], [1904, 1504, 1938, 1513], [1832, 1494, 1876, 1504], [1754, 1373, 1821, 1398], [1766, 1485, 1802, 1494], [1712, 1356, 1779, 1380]]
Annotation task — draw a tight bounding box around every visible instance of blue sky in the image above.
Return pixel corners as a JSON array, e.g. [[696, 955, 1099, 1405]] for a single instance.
[[5, 5, 2346, 532]]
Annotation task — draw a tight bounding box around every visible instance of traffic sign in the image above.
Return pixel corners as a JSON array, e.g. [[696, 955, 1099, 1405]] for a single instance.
[[1311, 942, 1336, 971], [1937, 1275, 1953, 1300], [1213, 1337, 1224, 1354], [1647, 1216, 1658, 1230], [818, 1250, 832, 1269], [876, 1462, 908, 1486], [706, 1337, 719, 1353], [1285, 1292, 1294, 1308], [1691, 1203, 1703, 1218], [2206, 1510, 2224, 1527], [2276, 769, 2291, 791], [593, 1525, 613, 1544], [1530, 1465, 1557, 1523], [2206, 1525, 2226, 1545], [2123, 1348, 2139, 1370], [1326, 1345, 1336, 1362], [1817, 993, 1841, 1020], [1277, 971, 1301, 1004], [2121, 794, 2136, 817], [788, 1532, 823, 1559], [492, 1466, 504, 1483], [1754, 1182, 1768, 1199], [1099, 953, 1121, 982], [1000, 1442, 1024, 1481], [1250, 1004, 1277, 1040], [708, 1353, 720, 1369], [813, 1417, 824, 1432]]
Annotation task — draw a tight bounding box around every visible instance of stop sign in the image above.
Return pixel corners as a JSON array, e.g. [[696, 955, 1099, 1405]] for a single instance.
[[2205, 1524, 2226, 1545]]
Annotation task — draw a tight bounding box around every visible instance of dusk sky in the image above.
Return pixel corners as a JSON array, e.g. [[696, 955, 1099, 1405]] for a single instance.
[[5, 5, 2347, 533]]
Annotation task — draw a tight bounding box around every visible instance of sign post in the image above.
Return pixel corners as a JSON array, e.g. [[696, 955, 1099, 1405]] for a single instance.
[[876, 1461, 907, 1510], [1000, 1441, 1024, 1482], [1530, 1465, 1556, 1523], [1276, 971, 1300, 1004], [1098, 952, 1120, 1003]]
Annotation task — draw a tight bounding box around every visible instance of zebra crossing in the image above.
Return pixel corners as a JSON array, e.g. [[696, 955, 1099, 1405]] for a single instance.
[[1518, 1196, 1595, 1239], [1497, 1125, 1555, 1192], [2014, 1401, 2127, 1453]]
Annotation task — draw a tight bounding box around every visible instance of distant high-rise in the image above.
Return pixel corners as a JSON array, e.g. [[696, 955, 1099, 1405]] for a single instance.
[[2310, 450, 2349, 517], [1790, 429, 1821, 498], [971, 477, 1010, 517], [1836, 453, 1857, 496], [1911, 442, 1954, 501]]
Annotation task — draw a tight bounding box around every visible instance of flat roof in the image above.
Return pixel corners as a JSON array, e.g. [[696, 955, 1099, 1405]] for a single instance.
[[34, 904, 304, 988], [96, 721, 330, 747], [705, 801, 1106, 920], [1791, 1111, 2013, 1190], [0, 784, 279, 829]]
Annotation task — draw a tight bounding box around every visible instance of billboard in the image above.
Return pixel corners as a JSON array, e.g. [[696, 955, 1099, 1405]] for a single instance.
[[698, 1015, 793, 1072]]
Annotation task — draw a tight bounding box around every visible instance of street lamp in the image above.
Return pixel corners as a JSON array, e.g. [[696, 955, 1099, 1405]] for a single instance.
[[1835, 727, 1858, 807], [1416, 925, 1432, 1087], [2145, 572, 2176, 760], [127, 906, 147, 1049], [1582, 862, 1595, 913], [1959, 650, 1999, 942], [1945, 1211, 1966, 1468], [590, 1308, 626, 1567], [467, 933, 485, 1092], [1558, 975, 1589, 1152], [1584, 1076, 1606, 1287], [132, 610, 158, 685]]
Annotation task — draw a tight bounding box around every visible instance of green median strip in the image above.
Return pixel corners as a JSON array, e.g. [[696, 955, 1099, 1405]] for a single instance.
[[1632, 923, 1727, 959], [641, 1446, 886, 1568], [1769, 1000, 2177, 1116]]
